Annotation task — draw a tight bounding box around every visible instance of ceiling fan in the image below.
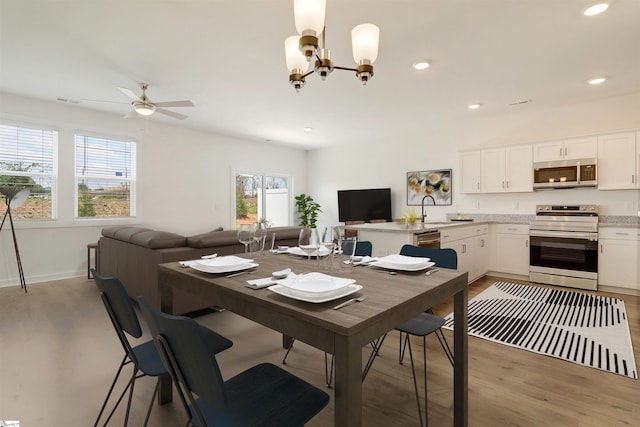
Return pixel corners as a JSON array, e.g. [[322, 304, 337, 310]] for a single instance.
[[117, 83, 194, 120]]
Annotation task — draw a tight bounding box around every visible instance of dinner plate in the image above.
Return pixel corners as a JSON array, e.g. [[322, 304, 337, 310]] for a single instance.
[[196, 255, 254, 268], [369, 260, 436, 272], [190, 262, 258, 274], [268, 284, 363, 303], [276, 272, 355, 295], [286, 246, 332, 257], [375, 254, 430, 267]]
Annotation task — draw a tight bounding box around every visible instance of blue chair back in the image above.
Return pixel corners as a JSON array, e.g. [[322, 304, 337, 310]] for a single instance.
[[93, 269, 143, 339], [355, 240, 373, 257], [138, 296, 227, 410], [399, 245, 458, 269]]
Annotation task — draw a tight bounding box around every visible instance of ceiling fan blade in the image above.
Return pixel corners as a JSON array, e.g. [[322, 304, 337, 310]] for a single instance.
[[155, 107, 188, 120], [117, 87, 142, 102], [81, 98, 129, 105], [154, 100, 194, 108]]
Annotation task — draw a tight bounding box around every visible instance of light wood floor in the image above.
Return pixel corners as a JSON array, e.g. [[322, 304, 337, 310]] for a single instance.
[[0, 275, 638, 426]]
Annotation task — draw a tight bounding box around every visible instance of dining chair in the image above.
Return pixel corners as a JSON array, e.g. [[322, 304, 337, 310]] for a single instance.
[[362, 245, 456, 427], [137, 296, 330, 427], [281, 240, 373, 387], [91, 269, 233, 427]]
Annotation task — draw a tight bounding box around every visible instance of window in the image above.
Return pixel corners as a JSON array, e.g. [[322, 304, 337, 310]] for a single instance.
[[235, 172, 290, 229], [75, 134, 136, 218], [0, 123, 57, 220]]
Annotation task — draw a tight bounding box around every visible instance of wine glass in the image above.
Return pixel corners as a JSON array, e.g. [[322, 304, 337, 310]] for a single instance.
[[320, 226, 337, 270], [237, 224, 255, 255], [299, 227, 320, 264], [254, 222, 268, 257]]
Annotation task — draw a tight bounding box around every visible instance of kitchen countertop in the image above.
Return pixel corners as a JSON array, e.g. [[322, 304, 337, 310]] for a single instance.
[[346, 220, 491, 234]]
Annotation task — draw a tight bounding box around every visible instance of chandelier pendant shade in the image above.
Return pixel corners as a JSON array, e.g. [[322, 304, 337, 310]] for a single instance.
[[285, 0, 379, 91]]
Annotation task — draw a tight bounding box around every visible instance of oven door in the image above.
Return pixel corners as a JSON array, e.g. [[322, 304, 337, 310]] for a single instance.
[[530, 230, 598, 273]]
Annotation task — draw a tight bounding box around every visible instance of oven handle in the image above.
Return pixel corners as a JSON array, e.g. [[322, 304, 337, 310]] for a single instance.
[[529, 229, 598, 241]]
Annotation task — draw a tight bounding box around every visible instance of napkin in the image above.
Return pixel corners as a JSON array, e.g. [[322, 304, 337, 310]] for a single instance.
[[245, 271, 297, 289]]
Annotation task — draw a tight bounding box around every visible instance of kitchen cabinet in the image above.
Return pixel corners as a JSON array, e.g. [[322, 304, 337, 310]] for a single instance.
[[598, 227, 640, 293], [597, 132, 639, 190], [441, 224, 489, 283], [481, 145, 533, 193], [460, 150, 482, 193], [533, 136, 597, 162], [495, 224, 530, 276]]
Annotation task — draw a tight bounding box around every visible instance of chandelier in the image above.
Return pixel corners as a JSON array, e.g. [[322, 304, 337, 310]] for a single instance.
[[284, 0, 380, 91]]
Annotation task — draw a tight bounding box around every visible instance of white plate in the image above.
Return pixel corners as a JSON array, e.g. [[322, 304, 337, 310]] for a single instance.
[[195, 255, 254, 268], [376, 254, 430, 267], [190, 262, 258, 274], [268, 284, 363, 303], [369, 260, 436, 272], [287, 246, 331, 257], [276, 272, 355, 295]]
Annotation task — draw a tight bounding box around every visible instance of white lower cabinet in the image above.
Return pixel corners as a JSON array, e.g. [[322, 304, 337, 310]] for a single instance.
[[598, 227, 640, 293], [495, 224, 530, 276], [441, 224, 489, 283]]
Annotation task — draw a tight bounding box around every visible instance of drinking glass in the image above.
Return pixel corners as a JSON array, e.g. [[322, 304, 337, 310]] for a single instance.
[[254, 222, 268, 257], [299, 227, 320, 264], [320, 226, 337, 270], [237, 224, 255, 255]]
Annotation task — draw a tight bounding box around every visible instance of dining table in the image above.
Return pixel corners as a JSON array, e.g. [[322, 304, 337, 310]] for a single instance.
[[156, 252, 468, 427]]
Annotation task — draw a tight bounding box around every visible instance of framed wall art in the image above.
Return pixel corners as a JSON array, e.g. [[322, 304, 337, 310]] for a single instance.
[[406, 169, 452, 206]]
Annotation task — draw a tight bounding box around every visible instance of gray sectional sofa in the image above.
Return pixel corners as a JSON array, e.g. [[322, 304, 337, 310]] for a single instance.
[[98, 225, 302, 315]]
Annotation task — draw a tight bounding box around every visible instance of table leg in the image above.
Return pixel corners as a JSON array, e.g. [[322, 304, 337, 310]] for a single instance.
[[453, 283, 468, 427], [333, 334, 362, 426]]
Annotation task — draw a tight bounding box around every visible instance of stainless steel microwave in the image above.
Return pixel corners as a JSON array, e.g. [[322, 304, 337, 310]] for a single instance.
[[533, 158, 597, 189]]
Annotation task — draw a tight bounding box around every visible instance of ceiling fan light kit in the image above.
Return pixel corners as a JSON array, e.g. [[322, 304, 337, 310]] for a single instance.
[[285, 0, 380, 91]]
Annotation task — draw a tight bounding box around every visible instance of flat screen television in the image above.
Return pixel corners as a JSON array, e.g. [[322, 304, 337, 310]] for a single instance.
[[337, 188, 392, 223]]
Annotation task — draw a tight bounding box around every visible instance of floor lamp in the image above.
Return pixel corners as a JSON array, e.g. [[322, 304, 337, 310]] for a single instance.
[[0, 186, 30, 293]]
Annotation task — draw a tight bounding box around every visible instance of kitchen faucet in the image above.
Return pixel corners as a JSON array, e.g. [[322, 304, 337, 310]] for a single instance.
[[421, 195, 435, 224]]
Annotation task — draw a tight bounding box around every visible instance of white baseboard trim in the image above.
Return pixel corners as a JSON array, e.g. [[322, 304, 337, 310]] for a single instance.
[[0, 271, 86, 288]]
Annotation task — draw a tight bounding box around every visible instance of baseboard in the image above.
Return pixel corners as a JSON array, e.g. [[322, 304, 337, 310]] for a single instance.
[[0, 270, 86, 288], [597, 285, 640, 296], [485, 271, 531, 282]]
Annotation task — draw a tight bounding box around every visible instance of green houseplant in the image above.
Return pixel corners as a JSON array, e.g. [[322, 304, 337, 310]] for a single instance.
[[295, 194, 321, 228]]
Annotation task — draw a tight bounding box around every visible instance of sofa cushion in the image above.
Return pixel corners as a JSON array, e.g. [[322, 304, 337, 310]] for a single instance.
[[187, 229, 238, 248], [130, 230, 187, 249]]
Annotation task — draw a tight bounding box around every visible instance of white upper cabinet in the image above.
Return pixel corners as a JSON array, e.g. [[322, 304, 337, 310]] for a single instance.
[[480, 145, 533, 193], [597, 132, 638, 190], [533, 136, 597, 162], [460, 150, 482, 193]]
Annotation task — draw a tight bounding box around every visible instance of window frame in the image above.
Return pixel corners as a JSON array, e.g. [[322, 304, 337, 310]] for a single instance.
[[74, 132, 137, 220], [0, 121, 59, 221], [232, 169, 292, 229]]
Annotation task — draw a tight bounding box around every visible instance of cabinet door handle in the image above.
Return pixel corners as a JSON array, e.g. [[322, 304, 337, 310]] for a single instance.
[[560, 148, 563, 157], [481, 239, 485, 248], [632, 175, 636, 184], [477, 182, 480, 190], [615, 232, 629, 236], [600, 244, 603, 253], [564, 147, 567, 156], [502, 181, 505, 189], [526, 240, 529, 248], [506, 180, 510, 189]]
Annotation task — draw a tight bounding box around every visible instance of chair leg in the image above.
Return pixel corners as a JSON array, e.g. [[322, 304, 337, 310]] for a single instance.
[[362, 334, 387, 381], [406, 335, 426, 427], [281, 338, 296, 364], [124, 368, 139, 426], [143, 376, 161, 427], [94, 355, 128, 427], [324, 352, 334, 388], [435, 329, 454, 366]]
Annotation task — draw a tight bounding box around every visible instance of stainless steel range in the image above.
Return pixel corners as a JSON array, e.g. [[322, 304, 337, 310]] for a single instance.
[[529, 204, 599, 290]]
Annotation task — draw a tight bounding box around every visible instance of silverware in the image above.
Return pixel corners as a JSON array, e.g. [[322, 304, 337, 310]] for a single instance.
[[226, 270, 253, 278], [425, 268, 440, 276], [333, 296, 366, 310]]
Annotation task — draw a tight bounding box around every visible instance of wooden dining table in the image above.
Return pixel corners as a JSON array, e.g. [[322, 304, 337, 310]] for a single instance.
[[157, 253, 468, 427]]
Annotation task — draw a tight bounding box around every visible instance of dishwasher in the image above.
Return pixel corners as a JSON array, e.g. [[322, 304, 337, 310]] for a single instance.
[[413, 230, 441, 249]]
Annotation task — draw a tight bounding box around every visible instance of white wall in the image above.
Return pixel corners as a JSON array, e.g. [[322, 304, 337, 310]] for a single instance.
[[307, 92, 640, 228], [0, 92, 307, 287]]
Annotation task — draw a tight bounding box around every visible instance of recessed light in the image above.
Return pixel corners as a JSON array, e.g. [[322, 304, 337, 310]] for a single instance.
[[583, 2, 609, 16], [303, 126, 313, 132], [467, 104, 481, 110], [588, 77, 607, 85], [413, 61, 430, 70]]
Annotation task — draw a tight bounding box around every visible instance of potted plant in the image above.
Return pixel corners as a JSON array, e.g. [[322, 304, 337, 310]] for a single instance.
[[295, 194, 321, 228]]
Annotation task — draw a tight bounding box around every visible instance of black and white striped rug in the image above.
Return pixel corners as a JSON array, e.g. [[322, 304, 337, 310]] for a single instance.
[[443, 281, 638, 379]]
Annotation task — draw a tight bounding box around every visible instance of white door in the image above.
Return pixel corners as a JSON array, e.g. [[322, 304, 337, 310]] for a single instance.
[[506, 145, 533, 192], [460, 151, 482, 193], [597, 132, 637, 190], [481, 148, 506, 193]]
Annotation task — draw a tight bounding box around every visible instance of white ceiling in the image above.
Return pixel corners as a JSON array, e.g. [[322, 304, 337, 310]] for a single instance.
[[1, 0, 639, 150]]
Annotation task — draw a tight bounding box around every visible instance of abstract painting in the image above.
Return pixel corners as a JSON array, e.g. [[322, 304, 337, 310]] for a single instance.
[[407, 169, 452, 206]]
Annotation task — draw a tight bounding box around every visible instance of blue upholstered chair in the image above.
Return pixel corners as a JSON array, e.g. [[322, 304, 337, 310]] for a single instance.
[[137, 296, 329, 427], [281, 240, 374, 387], [91, 269, 232, 427]]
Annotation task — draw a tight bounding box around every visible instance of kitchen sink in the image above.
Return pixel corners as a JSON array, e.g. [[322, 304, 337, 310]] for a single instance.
[[423, 221, 450, 225]]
